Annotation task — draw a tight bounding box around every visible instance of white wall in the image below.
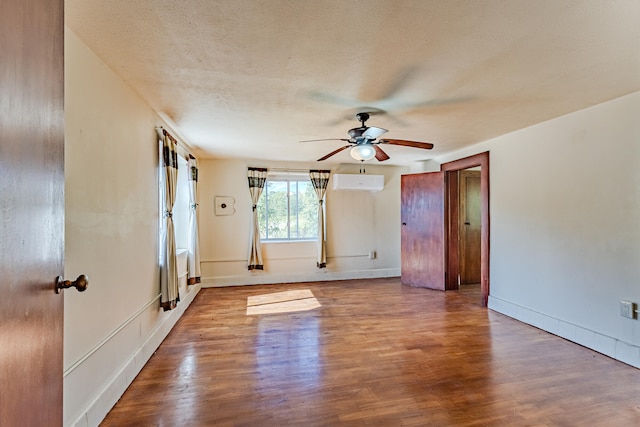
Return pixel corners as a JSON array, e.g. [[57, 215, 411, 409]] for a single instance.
[[64, 28, 200, 427], [198, 159, 407, 286], [437, 91, 640, 367]]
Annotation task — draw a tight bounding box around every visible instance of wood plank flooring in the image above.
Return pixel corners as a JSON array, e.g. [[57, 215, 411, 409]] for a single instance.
[[101, 278, 640, 426]]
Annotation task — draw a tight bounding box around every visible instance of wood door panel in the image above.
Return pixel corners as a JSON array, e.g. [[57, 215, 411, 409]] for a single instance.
[[401, 172, 446, 290], [460, 171, 481, 284], [0, 0, 65, 425]]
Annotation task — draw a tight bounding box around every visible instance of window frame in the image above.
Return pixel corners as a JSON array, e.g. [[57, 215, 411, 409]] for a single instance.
[[258, 173, 317, 242]]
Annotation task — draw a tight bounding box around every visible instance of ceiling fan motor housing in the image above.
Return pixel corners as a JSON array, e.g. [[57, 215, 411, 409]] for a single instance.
[[348, 127, 367, 140], [355, 112, 370, 123]]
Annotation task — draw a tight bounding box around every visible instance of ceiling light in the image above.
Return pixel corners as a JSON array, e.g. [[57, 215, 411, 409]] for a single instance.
[[350, 144, 376, 161]]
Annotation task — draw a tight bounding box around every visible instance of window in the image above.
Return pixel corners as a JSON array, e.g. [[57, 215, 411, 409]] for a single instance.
[[257, 176, 318, 241], [172, 155, 190, 250], [158, 138, 190, 261]]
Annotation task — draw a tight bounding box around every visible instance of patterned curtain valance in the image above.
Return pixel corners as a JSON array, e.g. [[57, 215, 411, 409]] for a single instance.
[[309, 169, 331, 191], [162, 130, 179, 170], [188, 154, 198, 183], [248, 167, 268, 189]]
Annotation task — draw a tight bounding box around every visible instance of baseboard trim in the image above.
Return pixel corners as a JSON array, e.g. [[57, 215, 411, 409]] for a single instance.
[[68, 283, 202, 427], [488, 295, 640, 369], [201, 268, 401, 287]]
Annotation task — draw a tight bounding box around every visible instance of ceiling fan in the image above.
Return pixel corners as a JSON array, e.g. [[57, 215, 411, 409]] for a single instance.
[[300, 112, 434, 162]]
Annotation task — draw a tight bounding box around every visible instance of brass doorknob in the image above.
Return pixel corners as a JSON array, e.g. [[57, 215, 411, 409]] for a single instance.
[[55, 274, 89, 294]]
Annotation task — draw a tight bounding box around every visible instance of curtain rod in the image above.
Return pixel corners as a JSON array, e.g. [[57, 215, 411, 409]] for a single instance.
[[267, 168, 332, 174], [267, 168, 311, 173]]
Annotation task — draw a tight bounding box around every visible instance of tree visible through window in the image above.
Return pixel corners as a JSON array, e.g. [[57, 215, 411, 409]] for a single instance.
[[257, 179, 318, 240]]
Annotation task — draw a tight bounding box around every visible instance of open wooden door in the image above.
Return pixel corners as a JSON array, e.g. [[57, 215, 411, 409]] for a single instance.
[[460, 170, 481, 284], [401, 172, 446, 289], [0, 0, 65, 425]]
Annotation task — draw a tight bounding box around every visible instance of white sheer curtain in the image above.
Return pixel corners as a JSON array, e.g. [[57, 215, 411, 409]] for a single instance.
[[187, 155, 201, 285], [160, 130, 179, 310], [247, 167, 267, 270], [309, 169, 331, 268]]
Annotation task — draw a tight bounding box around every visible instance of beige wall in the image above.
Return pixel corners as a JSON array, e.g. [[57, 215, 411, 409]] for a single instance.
[[64, 28, 200, 427], [198, 160, 407, 286], [436, 91, 640, 367]]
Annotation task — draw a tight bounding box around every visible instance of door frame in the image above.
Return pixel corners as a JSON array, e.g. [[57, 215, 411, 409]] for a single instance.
[[441, 152, 490, 306]]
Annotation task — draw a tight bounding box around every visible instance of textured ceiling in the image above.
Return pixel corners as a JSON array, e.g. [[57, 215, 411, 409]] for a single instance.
[[65, 0, 640, 165]]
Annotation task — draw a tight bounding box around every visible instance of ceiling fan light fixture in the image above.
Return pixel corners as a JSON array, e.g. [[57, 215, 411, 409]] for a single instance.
[[350, 144, 376, 161]]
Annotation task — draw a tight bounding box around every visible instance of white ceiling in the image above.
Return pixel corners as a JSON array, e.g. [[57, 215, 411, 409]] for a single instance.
[[65, 0, 640, 165]]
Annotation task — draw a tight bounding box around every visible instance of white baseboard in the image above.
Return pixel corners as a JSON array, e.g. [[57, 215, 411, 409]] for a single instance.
[[201, 268, 401, 287], [67, 283, 202, 427], [488, 295, 640, 369]]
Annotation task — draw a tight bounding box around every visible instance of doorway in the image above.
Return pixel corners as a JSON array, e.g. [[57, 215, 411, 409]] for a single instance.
[[442, 152, 490, 306], [399, 152, 489, 305]]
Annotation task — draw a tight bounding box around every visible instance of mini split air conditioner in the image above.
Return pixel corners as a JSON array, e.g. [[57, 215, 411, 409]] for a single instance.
[[332, 174, 384, 192]]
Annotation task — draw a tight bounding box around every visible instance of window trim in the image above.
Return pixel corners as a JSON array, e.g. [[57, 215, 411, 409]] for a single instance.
[[259, 174, 317, 242]]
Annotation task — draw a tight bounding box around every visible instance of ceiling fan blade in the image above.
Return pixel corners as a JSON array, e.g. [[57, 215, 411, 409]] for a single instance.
[[300, 138, 350, 143], [362, 126, 388, 140], [379, 139, 434, 150], [317, 145, 351, 161], [373, 145, 390, 162]]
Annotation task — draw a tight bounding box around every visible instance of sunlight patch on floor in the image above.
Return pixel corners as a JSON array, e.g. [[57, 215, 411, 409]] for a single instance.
[[246, 289, 321, 315]]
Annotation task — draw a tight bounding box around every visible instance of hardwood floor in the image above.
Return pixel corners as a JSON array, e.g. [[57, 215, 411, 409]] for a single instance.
[[101, 278, 640, 426]]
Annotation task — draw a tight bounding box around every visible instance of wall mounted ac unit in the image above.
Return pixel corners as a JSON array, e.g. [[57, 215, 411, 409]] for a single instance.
[[332, 174, 384, 192]]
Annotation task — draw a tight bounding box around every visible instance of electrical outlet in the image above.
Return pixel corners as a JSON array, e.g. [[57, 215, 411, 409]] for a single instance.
[[620, 301, 636, 319]]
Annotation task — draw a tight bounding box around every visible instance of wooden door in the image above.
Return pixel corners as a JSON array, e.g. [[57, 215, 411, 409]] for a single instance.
[[401, 172, 446, 290], [460, 170, 481, 284], [0, 0, 65, 425]]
